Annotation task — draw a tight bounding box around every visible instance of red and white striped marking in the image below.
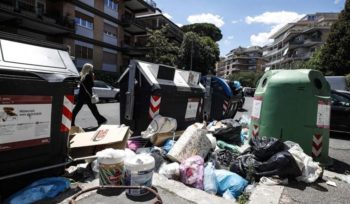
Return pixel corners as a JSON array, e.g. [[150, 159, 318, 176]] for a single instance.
[[60, 95, 74, 132], [252, 125, 259, 137], [222, 100, 229, 115], [149, 95, 161, 119], [312, 133, 323, 158]]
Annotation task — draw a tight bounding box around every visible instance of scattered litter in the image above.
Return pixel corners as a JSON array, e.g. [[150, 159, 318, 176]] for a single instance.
[[167, 123, 211, 163], [204, 162, 218, 194], [180, 155, 205, 190], [159, 162, 180, 180], [326, 180, 337, 187], [215, 169, 248, 198], [212, 119, 242, 146], [259, 177, 288, 185], [141, 115, 177, 140], [6, 177, 70, 204], [285, 141, 322, 183]]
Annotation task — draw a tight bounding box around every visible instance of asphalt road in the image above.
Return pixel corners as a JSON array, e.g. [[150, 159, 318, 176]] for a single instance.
[[76, 97, 350, 204]]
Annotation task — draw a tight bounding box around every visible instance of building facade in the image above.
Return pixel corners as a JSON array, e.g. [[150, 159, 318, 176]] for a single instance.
[[263, 13, 339, 70], [216, 46, 264, 78], [0, 0, 181, 75]]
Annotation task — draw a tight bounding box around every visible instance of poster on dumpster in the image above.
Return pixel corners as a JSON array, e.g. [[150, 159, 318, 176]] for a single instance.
[[0, 95, 52, 151], [185, 98, 199, 120], [251, 98, 262, 120], [317, 101, 330, 129]]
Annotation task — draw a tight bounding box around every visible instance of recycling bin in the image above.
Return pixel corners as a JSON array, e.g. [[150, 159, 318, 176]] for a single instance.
[[249, 69, 331, 164], [0, 38, 79, 196], [119, 60, 205, 135], [201, 76, 240, 120]]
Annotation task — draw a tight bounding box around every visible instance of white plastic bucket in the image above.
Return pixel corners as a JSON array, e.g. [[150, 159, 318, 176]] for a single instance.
[[124, 154, 155, 196], [97, 149, 125, 185]]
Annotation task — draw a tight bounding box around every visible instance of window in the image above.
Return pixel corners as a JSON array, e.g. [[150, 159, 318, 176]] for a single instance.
[[75, 45, 93, 59], [75, 18, 93, 29], [104, 23, 117, 38], [105, 0, 118, 10], [75, 11, 93, 29]]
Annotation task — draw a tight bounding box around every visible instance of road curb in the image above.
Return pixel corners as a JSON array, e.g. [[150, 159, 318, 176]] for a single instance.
[[248, 184, 284, 204]]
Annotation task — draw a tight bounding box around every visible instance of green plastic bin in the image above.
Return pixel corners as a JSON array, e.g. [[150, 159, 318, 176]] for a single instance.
[[249, 69, 331, 164]]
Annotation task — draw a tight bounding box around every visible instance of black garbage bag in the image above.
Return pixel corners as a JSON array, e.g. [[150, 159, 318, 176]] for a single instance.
[[213, 119, 242, 145], [249, 137, 286, 161], [230, 154, 256, 178], [230, 151, 302, 179], [210, 149, 237, 170]]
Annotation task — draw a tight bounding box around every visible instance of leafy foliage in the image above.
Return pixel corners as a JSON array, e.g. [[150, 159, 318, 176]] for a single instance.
[[319, 0, 350, 75], [227, 72, 263, 88], [178, 32, 220, 75], [145, 26, 179, 66], [182, 23, 223, 42]]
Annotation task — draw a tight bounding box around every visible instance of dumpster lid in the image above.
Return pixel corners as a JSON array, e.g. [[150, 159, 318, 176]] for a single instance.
[[0, 39, 79, 82], [120, 60, 205, 91], [201, 76, 233, 97]]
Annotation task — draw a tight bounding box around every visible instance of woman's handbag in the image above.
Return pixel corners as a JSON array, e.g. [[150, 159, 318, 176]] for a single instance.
[[81, 83, 99, 104]]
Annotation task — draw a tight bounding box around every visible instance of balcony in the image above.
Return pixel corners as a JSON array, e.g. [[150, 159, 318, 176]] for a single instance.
[[120, 40, 150, 56], [124, 0, 156, 13], [0, 0, 74, 34], [122, 15, 147, 34]]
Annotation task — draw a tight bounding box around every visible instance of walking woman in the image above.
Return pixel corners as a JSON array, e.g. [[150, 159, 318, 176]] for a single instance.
[[72, 63, 107, 126]]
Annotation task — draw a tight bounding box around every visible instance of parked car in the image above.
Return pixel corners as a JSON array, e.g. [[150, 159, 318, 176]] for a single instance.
[[330, 90, 350, 134], [74, 80, 120, 103], [326, 76, 348, 91]]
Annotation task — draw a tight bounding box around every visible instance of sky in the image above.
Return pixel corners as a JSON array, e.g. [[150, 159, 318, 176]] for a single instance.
[[153, 0, 346, 57]]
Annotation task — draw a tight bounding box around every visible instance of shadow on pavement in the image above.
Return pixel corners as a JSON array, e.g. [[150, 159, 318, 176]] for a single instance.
[[238, 108, 248, 112], [326, 158, 350, 174], [125, 186, 158, 202], [330, 132, 350, 141], [284, 178, 328, 192], [83, 126, 99, 132]]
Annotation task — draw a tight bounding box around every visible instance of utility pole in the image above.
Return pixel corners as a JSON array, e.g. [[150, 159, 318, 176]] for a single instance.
[[190, 40, 194, 70]]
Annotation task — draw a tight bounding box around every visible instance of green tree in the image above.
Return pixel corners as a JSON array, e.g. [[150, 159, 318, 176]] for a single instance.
[[227, 72, 263, 88], [319, 0, 350, 75], [182, 23, 223, 42], [178, 32, 220, 75], [145, 26, 179, 66], [304, 48, 323, 71]]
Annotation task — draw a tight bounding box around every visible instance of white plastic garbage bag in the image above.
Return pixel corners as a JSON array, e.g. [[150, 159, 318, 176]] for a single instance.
[[141, 114, 177, 139], [285, 141, 323, 183]]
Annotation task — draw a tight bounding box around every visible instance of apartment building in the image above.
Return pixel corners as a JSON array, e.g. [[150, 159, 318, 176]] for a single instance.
[[0, 0, 174, 75], [263, 13, 339, 69], [216, 46, 264, 78], [0, 0, 74, 45]]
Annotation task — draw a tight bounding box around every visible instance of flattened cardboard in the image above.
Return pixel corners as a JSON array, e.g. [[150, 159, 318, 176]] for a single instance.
[[69, 125, 130, 158]]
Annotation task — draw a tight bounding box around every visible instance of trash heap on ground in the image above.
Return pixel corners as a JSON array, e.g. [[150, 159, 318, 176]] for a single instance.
[[4, 113, 325, 203]]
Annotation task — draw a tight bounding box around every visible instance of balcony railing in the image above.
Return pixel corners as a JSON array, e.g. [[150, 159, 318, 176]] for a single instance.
[[0, 0, 75, 30], [144, 0, 157, 9]]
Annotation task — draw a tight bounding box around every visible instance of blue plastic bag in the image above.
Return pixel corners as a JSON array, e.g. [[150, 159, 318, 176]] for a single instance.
[[204, 162, 217, 194], [6, 177, 70, 204], [163, 139, 175, 153], [215, 169, 248, 198]]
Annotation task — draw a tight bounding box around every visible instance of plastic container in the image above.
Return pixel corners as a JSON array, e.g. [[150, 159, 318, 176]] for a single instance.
[[124, 154, 155, 196], [97, 149, 125, 185]]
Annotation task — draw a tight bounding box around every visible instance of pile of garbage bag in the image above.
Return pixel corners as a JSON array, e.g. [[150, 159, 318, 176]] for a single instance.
[[6, 114, 323, 202], [123, 115, 323, 200]]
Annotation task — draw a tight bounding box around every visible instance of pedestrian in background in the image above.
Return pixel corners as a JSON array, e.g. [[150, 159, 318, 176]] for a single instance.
[[72, 63, 107, 127]]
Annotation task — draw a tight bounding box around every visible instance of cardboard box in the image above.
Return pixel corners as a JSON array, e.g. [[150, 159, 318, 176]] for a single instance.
[[69, 125, 131, 158]]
